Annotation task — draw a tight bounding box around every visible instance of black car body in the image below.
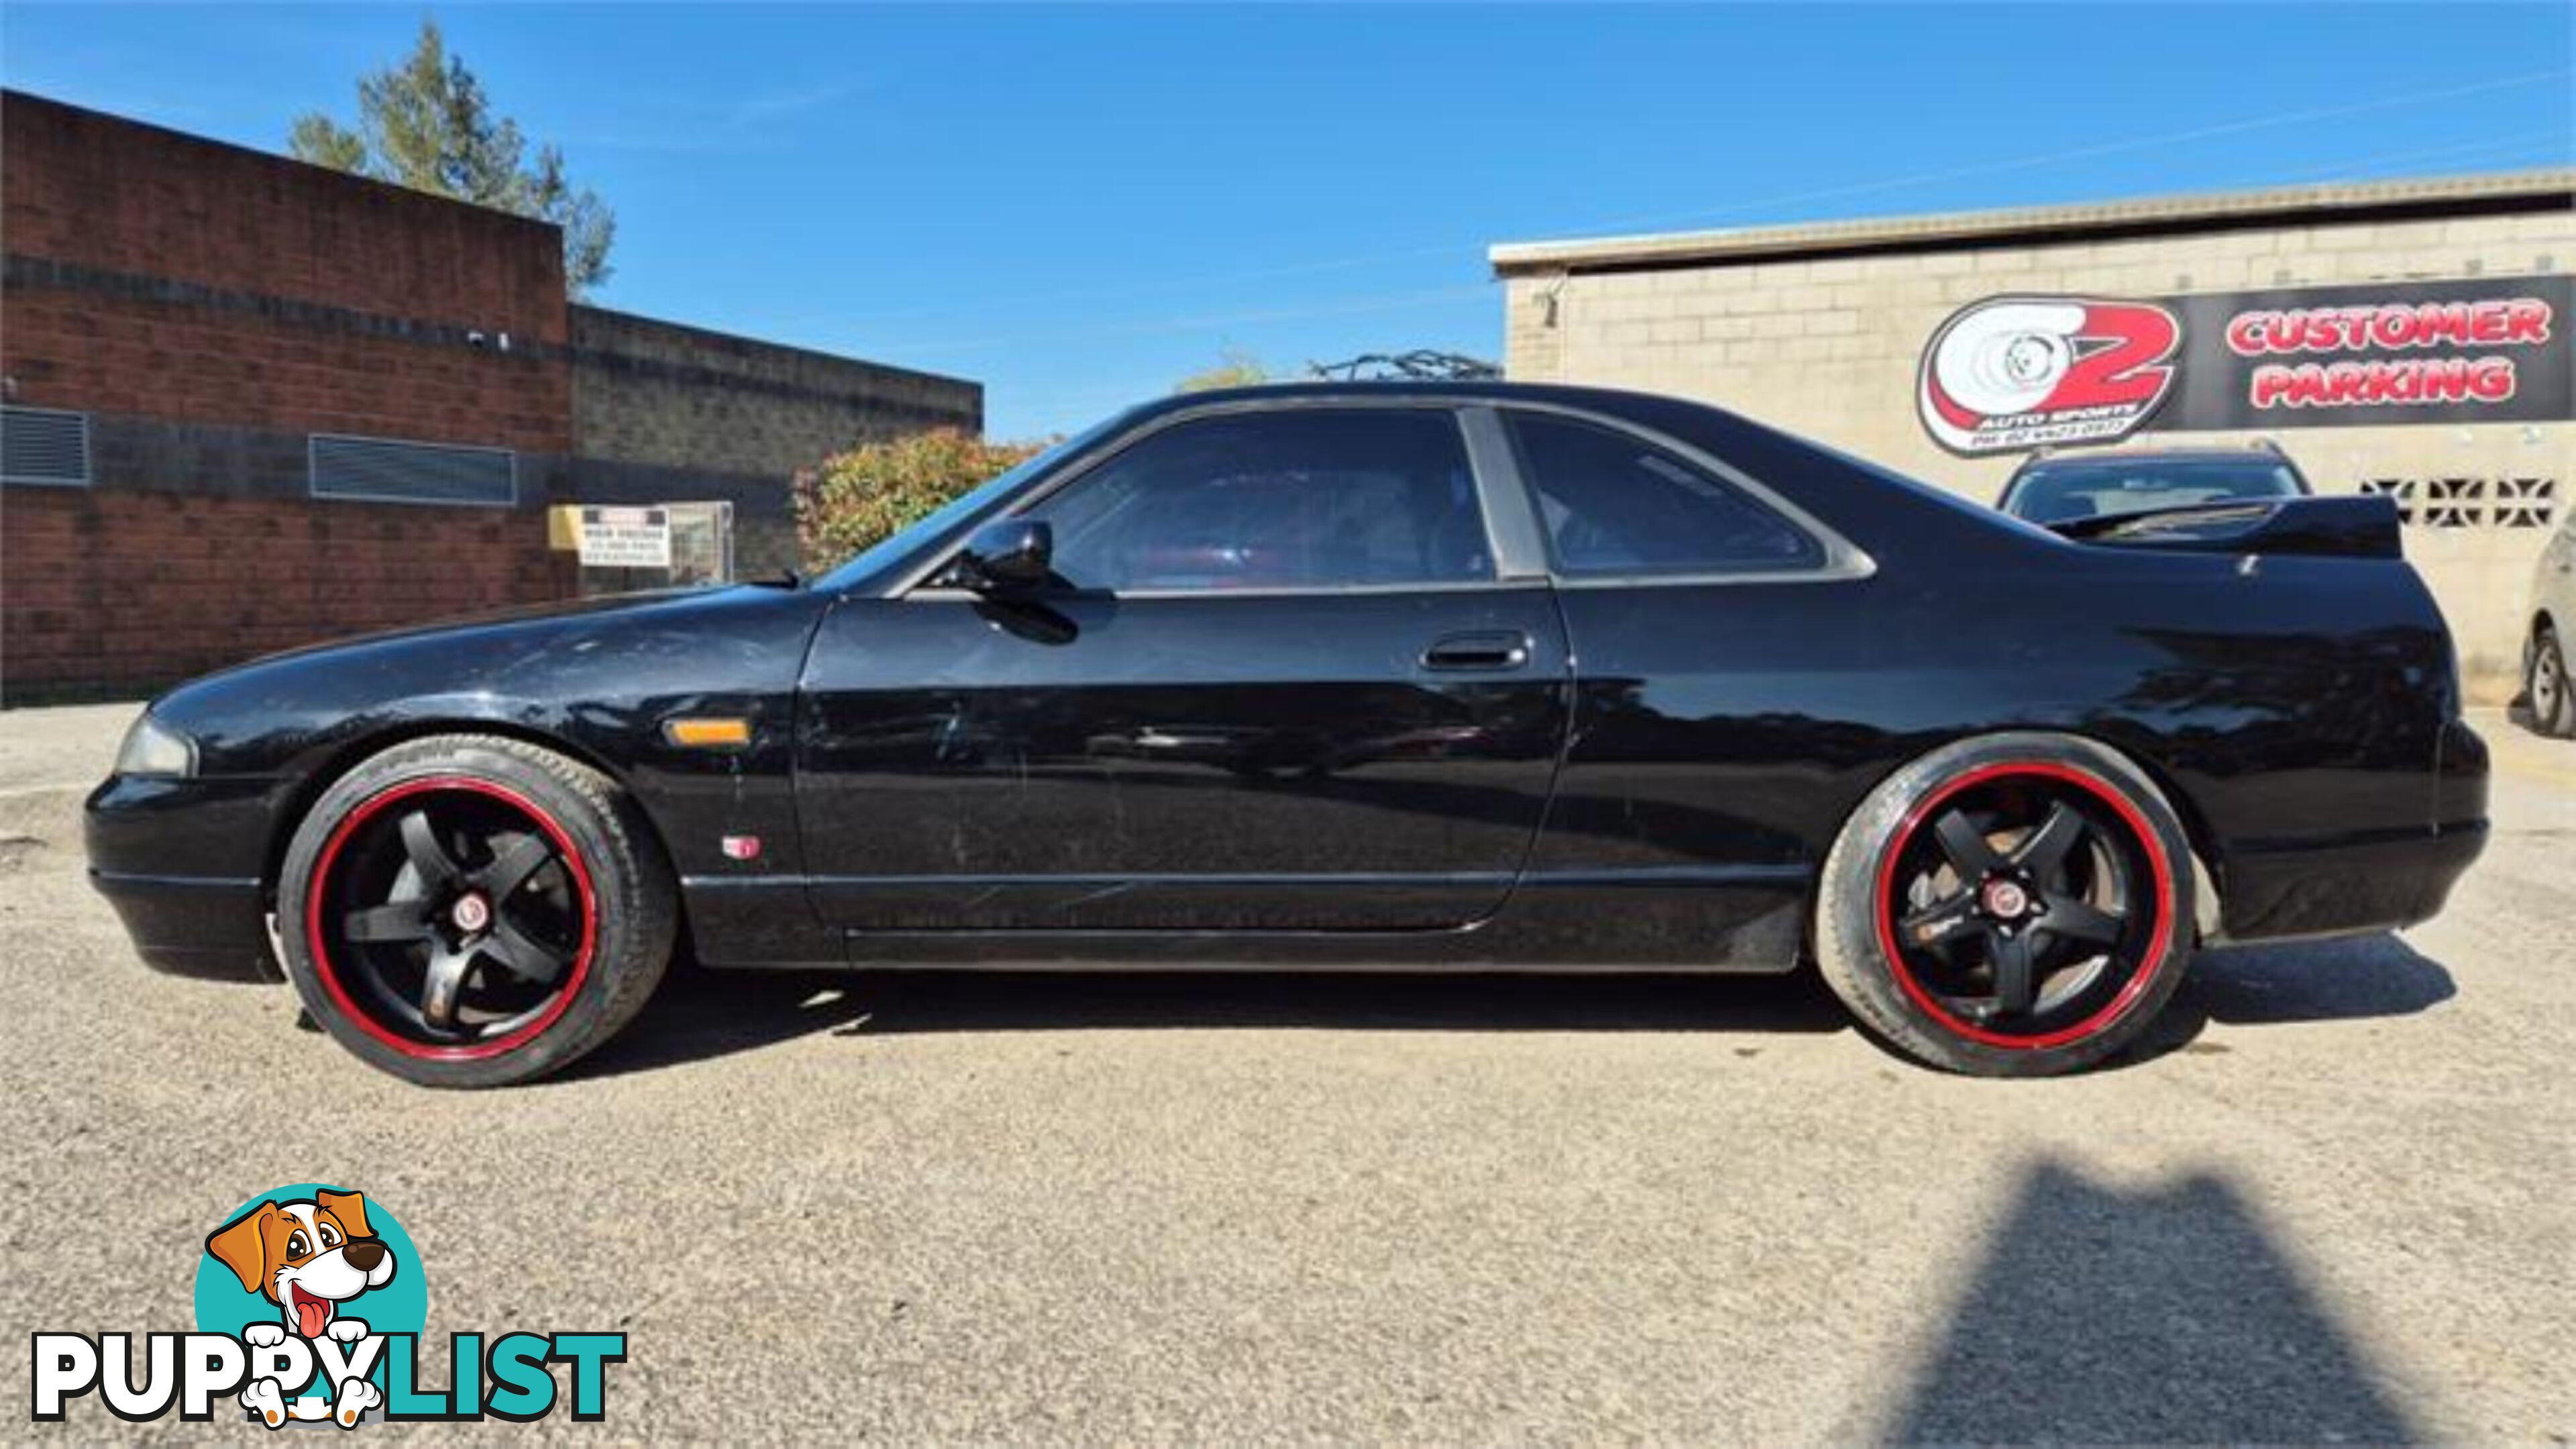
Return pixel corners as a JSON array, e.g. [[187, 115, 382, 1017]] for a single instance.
[[87, 383, 2487, 1083]]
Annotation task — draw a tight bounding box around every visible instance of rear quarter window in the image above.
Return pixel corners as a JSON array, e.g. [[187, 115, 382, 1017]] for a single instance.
[[1505, 412, 1824, 578]]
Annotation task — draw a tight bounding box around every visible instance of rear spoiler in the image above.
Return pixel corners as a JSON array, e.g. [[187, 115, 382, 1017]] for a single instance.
[[2043, 494, 2402, 560]]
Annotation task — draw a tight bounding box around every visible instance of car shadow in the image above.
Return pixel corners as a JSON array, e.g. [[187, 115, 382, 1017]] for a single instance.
[[564, 965, 1852, 1080], [2116, 930, 2457, 1065], [1881, 1159, 2416, 1443], [565, 930, 2456, 1082]]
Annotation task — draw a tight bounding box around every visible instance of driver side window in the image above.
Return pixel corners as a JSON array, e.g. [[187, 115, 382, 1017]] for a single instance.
[[1024, 409, 1493, 593]]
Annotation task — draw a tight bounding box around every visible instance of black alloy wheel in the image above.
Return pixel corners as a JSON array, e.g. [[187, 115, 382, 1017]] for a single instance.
[[277, 735, 676, 1087], [308, 777, 594, 1055], [1813, 733, 2197, 1077], [1875, 763, 2167, 1050]]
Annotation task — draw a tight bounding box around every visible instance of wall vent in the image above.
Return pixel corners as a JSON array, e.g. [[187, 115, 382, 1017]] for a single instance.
[[310, 433, 517, 506], [2363, 476, 2559, 530], [1, 407, 93, 486]]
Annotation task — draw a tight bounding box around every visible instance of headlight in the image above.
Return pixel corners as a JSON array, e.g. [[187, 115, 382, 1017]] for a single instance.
[[114, 714, 197, 777]]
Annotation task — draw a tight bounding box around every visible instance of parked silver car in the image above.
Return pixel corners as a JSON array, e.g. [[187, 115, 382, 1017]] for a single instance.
[[2526, 506, 2576, 738]]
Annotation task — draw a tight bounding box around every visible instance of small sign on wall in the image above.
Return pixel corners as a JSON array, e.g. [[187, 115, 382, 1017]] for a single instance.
[[557, 505, 672, 568]]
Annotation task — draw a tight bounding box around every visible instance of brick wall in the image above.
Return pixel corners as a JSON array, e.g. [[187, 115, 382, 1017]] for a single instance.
[[3, 490, 571, 693], [1, 91, 985, 697], [1, 92, 573, 699], [1, 97, 566, 338], [1500, 198, 2576, 693], [568, 307, 981, 575]]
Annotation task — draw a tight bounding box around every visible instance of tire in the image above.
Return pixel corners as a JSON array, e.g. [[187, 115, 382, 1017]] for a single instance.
[[2528, 625, 2575, 739], [1813, 732, 2197, 1077], [276, 734, 677, 1087]]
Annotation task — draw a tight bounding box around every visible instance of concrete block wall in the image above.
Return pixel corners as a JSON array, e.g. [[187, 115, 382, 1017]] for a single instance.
[[1502, 204, 2575, 693], [569, 307, 981, 575]]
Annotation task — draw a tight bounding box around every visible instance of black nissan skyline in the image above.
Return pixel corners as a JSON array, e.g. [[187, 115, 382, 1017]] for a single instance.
[[86, 382, 2489, 1085]]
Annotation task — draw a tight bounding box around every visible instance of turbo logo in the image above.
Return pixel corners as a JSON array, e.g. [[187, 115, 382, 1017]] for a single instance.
[[1917, 297, 2182, 455]]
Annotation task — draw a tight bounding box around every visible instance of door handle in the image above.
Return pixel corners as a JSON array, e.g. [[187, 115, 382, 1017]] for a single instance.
[[1421, 630, 1532, 672]]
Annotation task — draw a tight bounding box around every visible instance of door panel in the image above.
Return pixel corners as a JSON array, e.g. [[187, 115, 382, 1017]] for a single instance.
[[796, 587, 1569, 930]]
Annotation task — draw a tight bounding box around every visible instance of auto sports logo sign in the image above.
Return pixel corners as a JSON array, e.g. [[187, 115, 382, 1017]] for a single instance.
[[1917, 297, 2182, 454], [29, 1183, 625, 1428], [1919, 276, 2573, 454]]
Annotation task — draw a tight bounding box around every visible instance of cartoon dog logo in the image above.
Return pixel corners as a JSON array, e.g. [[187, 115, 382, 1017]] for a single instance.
[[205, 1189, 394, 1428]]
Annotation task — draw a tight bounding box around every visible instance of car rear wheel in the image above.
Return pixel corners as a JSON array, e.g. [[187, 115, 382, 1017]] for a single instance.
[[276, 734, 676, 1087], [2528, 624, 2574, 739], [1813, 733, 2196, 1077]]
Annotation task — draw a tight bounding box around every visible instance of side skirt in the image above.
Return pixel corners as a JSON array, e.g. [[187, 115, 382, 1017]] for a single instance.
[[681, 869, 1813, 973]]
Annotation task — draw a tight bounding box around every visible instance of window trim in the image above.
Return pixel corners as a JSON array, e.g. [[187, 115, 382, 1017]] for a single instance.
[[308, 431, 519, 508], [1490, 402, 1875, 588], [1, 405, 94, 488], [899, 396, 1521, 601], [884, 392, 1876, 601]]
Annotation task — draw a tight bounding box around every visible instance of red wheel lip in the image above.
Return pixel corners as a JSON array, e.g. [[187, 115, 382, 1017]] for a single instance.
[[304, 775, 598, 1063], [1872, 759, 2175, 1052]]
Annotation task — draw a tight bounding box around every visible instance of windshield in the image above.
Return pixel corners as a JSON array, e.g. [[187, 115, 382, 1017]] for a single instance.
[[812, 416, 1125, 592], [2003, 458, 2303, 526]]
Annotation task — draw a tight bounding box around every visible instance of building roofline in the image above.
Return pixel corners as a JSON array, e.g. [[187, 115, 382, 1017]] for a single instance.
[[569, 303, 985, 396], [2, 87, 564, 240], [1489, 169, 2576, 277]]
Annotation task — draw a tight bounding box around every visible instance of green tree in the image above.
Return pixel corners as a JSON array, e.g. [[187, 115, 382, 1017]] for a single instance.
[[1175, 350, 1269, 393], [290, 20, 616, 296], [794, 429, 1053, 570]]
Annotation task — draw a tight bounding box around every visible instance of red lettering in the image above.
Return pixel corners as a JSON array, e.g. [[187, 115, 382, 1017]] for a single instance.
[[2418, 303, 2473, 347], [2224, 297, 2552, 354], [2244, 356, 2522, 409]]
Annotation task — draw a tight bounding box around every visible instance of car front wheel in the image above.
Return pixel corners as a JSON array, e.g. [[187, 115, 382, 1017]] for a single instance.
[[1813, 732, 2197, 1077], [2528, 624, 2574, 739], [275, 734, 677, 1087]]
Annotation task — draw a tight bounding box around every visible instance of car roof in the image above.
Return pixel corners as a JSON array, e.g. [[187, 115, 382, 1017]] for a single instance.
[[2013, 445, 2290, 470], [1116, 378, 1692, 423]]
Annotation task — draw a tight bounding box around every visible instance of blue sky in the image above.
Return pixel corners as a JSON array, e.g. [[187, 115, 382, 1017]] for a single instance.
[[4, 3, 2569, 437]]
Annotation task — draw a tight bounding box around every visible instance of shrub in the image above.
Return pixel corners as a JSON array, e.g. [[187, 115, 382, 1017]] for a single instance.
[[794, 429, 1050, 572]]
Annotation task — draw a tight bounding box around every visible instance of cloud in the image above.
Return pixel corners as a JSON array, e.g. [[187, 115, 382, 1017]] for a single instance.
[[722, 83, 858, 127], [561, 81, 865, 156]]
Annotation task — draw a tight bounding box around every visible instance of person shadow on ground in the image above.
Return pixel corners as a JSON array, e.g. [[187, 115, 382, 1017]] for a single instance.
[[1879, 1159, 2416, 1444]]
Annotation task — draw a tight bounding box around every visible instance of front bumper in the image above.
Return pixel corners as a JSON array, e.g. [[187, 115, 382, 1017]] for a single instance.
[[85, 773, 285, 982]]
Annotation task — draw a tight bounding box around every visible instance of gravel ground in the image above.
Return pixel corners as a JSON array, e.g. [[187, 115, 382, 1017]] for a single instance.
[[2, 704, 2568, 1443]]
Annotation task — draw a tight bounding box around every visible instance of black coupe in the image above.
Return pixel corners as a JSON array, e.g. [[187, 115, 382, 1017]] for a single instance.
[[87, 383, 2488, 1085]]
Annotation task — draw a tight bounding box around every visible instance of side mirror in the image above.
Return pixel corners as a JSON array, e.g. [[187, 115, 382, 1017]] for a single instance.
[[956, 518, 1052, 592]]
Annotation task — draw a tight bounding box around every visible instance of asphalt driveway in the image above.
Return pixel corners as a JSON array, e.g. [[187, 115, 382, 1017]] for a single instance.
[[1, 704, 2568, 1442]]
